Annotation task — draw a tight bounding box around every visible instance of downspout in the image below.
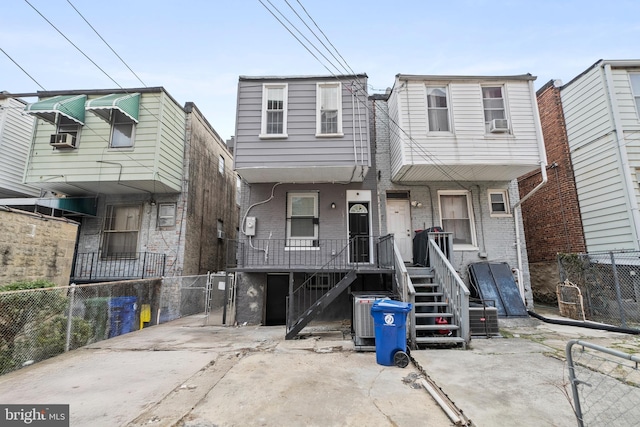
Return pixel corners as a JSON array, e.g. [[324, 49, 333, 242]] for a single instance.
[[512, 80, 549, 305], [603, 63, 640, 250]]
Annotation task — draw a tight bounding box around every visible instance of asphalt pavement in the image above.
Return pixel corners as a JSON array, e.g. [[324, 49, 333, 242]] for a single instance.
[[1, 309, 639, 427]]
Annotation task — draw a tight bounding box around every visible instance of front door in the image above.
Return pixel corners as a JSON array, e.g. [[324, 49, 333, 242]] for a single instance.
[[386, 199, 412, 262], [349, 202, 370, 263]]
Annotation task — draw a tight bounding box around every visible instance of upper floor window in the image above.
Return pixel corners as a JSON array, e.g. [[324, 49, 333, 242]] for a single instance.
[[111, 110, 135, 148], [438, 190, 477, 249], [57, 115, 81, 139], [482, 86, 508, 133], [426, 86, 450, 132], [286, 192, 318, 247], [261, 84, 288, 138], [219, 155, 225, 174], [317, 83, 343, 136], [488, 189, 511, 217], [102, 205, 141, 257], [630, 74, 640, 118]]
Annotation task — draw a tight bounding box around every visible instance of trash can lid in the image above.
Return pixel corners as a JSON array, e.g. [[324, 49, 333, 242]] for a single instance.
[[371, 299, 412, 312]]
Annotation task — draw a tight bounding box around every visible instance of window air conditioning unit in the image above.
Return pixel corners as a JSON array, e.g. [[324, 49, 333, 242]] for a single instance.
[[217, 230, 226, 239], [469, 306, 500, 337], [50, 133, 77, 148], [489, 119, 509, 133]]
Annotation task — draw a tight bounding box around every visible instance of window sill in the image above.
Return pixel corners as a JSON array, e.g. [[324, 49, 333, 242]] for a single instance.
[[285, 246, 320, 251], [259, 133, 288, 139], [453, 244, 479, 251], [315, 132, 344, 138], [490, 213, 513, 218], [426, 131, 454, 136]]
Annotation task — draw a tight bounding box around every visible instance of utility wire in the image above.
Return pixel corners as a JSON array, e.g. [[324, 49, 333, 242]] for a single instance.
[[66, 0, 147, 87], [0, 47, 46, 91]]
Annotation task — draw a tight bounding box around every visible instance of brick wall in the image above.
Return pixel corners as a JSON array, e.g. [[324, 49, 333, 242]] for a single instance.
[[0, 208, 78, 286], [518, 81, 586, 263]]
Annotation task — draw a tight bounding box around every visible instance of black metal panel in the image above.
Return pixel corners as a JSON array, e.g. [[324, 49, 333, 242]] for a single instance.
[[468, 262, 528, 317]]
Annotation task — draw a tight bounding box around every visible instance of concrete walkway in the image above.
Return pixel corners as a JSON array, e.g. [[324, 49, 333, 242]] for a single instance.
[[0, 312, 638, 426]]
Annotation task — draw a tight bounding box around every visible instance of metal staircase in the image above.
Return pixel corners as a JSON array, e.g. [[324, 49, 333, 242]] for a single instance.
[[408, 266, 466, 347], [285, 270, 357, 339]]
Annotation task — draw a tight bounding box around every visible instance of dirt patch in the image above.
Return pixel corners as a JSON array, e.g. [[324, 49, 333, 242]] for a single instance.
[[529, 261, 561, 305]]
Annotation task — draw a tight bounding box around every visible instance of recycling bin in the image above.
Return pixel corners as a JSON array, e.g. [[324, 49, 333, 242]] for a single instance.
[[371, 299, 412, 367], [109, 296, 138, 338]]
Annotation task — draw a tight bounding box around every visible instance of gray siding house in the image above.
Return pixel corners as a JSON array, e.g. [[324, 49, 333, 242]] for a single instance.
[[232, 74, 394, 338], [373, 74, 547, 336], [3, 87, 237, 283]]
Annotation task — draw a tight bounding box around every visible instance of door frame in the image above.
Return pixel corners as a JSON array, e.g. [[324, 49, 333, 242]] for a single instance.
[[386, 198, 412, 263], [346, 190, 373, 264]]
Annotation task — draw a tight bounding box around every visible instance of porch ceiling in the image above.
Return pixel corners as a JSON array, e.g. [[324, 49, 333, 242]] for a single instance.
[[392, 163, 540, 182], [236, 165, 369, 184]]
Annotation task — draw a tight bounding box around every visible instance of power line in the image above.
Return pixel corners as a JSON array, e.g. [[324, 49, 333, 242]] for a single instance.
[[66, 0, 147, 87], [0, 47, 46, 91]]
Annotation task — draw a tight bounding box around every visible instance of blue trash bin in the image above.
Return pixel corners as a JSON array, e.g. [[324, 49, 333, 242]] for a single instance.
[[109, 296, 138, 338], [371, 299, 412, 367]]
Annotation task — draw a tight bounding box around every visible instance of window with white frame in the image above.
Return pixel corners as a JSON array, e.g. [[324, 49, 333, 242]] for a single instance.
[[438, 191, 476, 247], [261, 84, 287, 137], [102, 205, 141, 257], [157, 203, 176, 228], [316, 83, 342, 135], [426, 86, 450, 132], [286, 192, 318, 247], [488, 190, 510, 216], [630, 74, 640, 118], [110, 110, 136, 148], [482, 86, 507, 132], [219, 155, 224, 174], [57, 115, 81, 140]]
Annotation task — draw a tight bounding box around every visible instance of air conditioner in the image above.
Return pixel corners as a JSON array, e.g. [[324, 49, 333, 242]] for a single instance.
[[217, 230, 226, 239], [489, 119, 509, 133], [50, 133, 77, 148], [469, 306, 500, 337]]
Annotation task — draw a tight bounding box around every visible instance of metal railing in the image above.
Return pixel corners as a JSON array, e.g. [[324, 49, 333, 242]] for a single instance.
[[72, 252, 166, 281], [227, 237, 394, 270], [429, 238, 470, 346], [558, 251, 640, 330], [566, 339, 640, 426], [393, 241, 416, 348]]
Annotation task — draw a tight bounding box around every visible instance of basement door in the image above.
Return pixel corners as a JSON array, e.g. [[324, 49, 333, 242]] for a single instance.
[[386, 199, 412, 263], [265, 274, 288, 326], [349, 202, 370, 263]]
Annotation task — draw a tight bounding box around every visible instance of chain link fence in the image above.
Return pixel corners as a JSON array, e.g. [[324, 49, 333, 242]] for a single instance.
[[566, 340, 640, 426], [0, 275, 221, 376], [558, 251, 640, 330]]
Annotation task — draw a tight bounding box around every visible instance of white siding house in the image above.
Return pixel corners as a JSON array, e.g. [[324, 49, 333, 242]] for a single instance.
[[560, 60, 640, 252]]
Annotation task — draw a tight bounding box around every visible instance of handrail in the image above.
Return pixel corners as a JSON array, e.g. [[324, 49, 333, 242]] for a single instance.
[[428, 239, 471, 346], [393, 241, 416, 349]]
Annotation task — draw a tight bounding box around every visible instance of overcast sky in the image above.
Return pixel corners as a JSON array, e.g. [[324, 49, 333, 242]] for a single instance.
[[2, 0, 640, 141]]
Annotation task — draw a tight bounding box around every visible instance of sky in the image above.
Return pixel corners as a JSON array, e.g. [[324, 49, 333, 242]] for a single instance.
[[2, 0, 640, 142]]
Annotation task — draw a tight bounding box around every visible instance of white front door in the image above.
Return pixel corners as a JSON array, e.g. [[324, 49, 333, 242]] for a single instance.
[[386, 200, 412, 262]]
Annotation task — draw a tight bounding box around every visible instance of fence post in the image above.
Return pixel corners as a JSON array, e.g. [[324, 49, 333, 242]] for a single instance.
[[65, 283, 76, 352], [609, 252, 628, 328]]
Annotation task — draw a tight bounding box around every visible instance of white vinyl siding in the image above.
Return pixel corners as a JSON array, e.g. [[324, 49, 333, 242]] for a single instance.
[[260, 84, 288, 138], [388, 77, 541, 182], [316, 83, 343, 136], [438, 190, 477, 249]]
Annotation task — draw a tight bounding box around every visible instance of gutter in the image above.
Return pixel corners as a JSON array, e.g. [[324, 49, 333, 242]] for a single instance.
[[512, 80, 549, 305]]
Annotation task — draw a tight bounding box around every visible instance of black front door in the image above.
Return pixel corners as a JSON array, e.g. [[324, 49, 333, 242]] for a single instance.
[[349, 202, 370, 263], [265, 274, 288, 326]]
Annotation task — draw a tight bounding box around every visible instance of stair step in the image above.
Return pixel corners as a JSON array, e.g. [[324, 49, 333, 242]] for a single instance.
[[415, 324, 460, 331], [415, 292, 443, 297], [414, 302, 448, 307], [415, 312, 452, 318], [415, 336, 466, 345]]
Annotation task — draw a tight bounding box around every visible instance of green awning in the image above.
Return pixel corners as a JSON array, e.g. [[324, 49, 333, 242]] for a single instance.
[[0, 197, 97, 217], [24, 94, 87, 125], [86, 93, 140, 123]]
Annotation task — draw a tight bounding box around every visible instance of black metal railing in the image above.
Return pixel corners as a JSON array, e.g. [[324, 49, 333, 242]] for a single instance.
[[226, 236, 395, 270], [71, 252, 166, 281]]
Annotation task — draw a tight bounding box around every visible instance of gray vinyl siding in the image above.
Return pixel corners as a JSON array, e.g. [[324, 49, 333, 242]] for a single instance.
[[388, 77, 541, 179], [234, 77, 370, 169], [24, 90, 184, 193], [0, 98, 39, 197]]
